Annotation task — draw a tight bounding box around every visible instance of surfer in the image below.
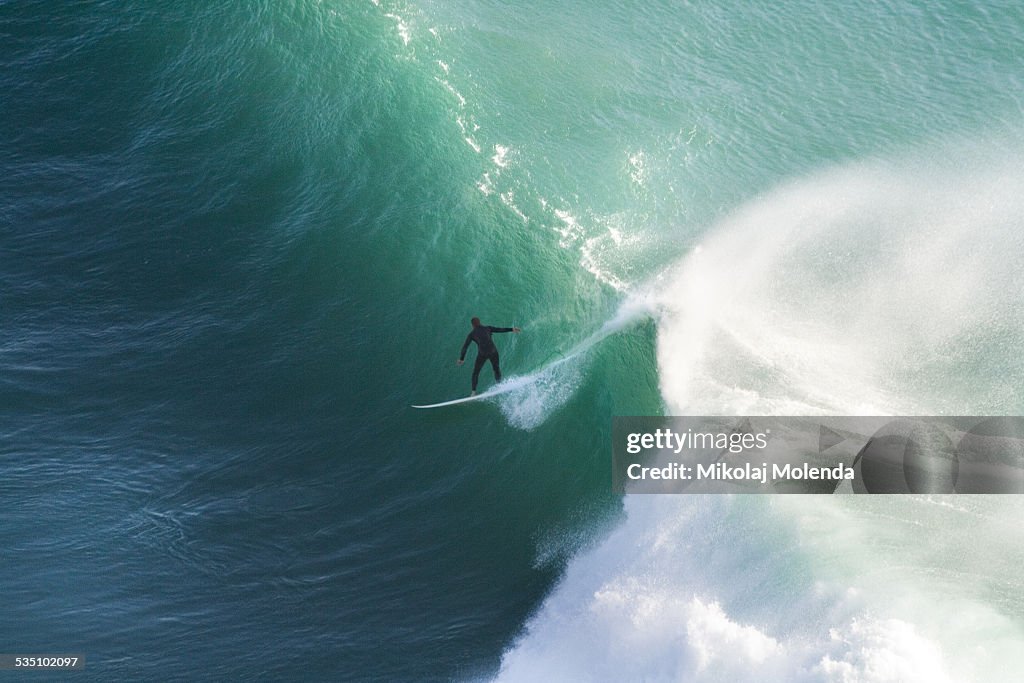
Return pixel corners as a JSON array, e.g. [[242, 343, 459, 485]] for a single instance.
[[457, 317, 521, 395]]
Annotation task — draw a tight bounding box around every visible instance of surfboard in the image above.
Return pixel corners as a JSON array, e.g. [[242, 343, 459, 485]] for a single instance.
[[411, 383, 515, 409]]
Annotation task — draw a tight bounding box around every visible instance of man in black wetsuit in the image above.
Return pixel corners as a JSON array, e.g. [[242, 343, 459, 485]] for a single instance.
[[457, 317, 521, 395]]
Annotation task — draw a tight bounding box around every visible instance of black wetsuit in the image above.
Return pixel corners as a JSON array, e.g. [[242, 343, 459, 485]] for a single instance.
[[460, 324, 515, 391]]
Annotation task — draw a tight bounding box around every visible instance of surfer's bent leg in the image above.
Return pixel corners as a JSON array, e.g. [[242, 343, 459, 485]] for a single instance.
[[471, 354, 487, 391], [489, 352, 501, 382]]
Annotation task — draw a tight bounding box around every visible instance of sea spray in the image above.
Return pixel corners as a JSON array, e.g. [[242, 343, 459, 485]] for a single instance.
[[496, 292, 657, 429], [656, 149, 1024, 416]]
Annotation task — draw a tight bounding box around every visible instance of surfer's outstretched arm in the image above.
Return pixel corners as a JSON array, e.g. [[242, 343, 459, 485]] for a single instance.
[[489, 326, 521, 333], [457, 333, 473, 365]]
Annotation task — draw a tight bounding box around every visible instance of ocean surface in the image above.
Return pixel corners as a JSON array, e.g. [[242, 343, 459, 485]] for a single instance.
[[2, 1, 1024, 681]]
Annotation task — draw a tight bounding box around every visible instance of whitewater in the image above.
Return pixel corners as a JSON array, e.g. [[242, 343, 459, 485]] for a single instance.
[[493, 145, 1024, 682]]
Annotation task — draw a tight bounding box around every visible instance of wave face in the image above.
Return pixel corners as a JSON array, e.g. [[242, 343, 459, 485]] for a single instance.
[[3, 0, 1024, 680]]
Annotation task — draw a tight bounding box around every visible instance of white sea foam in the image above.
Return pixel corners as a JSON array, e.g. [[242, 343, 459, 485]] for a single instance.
[[383, 13, 410, 45], [580, 236, 628, 291], [476, 172, 495, 196], [499, 191, 528, 222], [496, 493, 1024, 682], [546, 206, 647, 290], [628, 150, 648, 187], [492, 144, 511, 168], [439, 80, 466, 108], [495, 146, 1024, 682], [553, 208, 583, 246]]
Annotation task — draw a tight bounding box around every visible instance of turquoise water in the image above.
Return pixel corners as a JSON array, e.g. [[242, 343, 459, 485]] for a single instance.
[[2, 1, 1023, 680]]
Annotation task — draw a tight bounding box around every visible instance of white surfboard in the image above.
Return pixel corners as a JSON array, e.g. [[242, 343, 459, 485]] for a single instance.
[[411, 382, 517, 409]]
